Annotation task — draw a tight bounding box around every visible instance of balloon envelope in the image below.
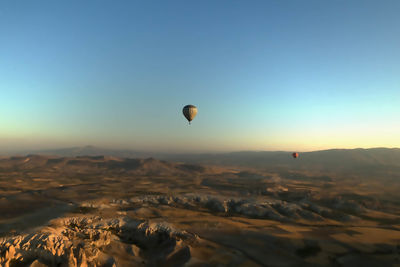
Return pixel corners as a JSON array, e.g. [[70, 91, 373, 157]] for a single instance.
[[183, 105, 197, 123], [292, 152, 299, 158]]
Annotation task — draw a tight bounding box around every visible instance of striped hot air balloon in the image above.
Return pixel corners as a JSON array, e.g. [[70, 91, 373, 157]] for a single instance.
[[182, 105, 197, 125], [292, 152, 299, 159]]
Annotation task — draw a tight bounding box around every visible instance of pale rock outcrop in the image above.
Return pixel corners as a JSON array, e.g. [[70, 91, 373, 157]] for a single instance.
[[0, 216, 196, 267]]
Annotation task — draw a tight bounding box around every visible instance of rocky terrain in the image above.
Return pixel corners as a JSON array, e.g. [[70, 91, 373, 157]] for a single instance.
[[0, 216, 198, 267], [0, 155, 399, 266]]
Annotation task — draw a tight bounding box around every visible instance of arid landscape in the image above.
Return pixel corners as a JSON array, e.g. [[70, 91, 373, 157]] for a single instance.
[[0, 149, 399, 266], [3, 0, 400, 266]]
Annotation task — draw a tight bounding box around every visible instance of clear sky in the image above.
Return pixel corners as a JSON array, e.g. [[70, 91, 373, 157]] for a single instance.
[[0, 0, 399, 152]]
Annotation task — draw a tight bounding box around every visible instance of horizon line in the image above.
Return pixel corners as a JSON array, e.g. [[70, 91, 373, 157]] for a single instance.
[[1, 145, 399, 157]]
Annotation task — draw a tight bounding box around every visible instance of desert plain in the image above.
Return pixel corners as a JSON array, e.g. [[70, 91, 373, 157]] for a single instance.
[[0, 152, 399, 266]]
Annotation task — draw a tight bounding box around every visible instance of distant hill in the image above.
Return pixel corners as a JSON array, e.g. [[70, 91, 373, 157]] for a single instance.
[[166, 148, 400, 177], [31, 145, 152, 158], [1, 154, 209, 177], [27, 146, 400, 177]]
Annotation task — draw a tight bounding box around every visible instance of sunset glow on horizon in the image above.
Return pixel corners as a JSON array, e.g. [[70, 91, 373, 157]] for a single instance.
[[1, 1, 399, 153]]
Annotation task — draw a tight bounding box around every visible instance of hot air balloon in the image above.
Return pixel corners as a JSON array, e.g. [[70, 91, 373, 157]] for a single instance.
[[292, 152, 299, 159], [183, 105, 197, 124]]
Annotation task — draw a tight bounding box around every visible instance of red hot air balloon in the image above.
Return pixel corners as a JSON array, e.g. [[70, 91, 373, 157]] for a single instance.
[[292, 152, 299, 159]]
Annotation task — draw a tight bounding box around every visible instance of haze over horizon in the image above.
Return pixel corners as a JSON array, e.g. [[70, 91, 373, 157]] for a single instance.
[[1, 0, 399, 152]]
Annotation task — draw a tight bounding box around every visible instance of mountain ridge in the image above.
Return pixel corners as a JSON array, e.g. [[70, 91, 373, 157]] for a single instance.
[[17, 146, 400, 177]]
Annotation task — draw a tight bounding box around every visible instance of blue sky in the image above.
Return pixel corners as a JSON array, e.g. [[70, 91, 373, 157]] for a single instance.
[[0, 0, 399, 152]]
